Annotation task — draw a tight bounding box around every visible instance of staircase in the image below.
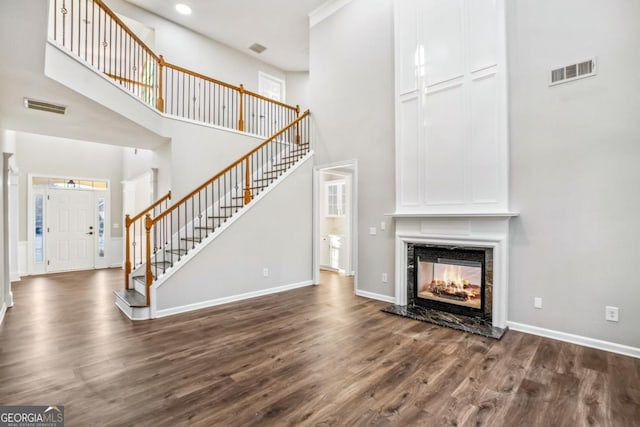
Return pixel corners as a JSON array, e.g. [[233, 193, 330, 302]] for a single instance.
[[42, 0, 313, 319], [116, 112, 311, 319]]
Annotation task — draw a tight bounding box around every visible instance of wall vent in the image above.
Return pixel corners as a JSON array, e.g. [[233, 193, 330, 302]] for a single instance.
[[24, 98, 67, 115], [550, 58, 597, 86], [248, 43, 267, 54]]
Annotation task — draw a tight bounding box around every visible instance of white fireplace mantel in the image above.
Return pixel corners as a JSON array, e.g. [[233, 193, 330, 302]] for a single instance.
[[386, 212, 519, 219], [393, 216, 514, 328]]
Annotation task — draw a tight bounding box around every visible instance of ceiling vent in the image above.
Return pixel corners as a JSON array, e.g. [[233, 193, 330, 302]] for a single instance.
[[248, 43, 267, 54], [24, 98, 67, 115], [550, 58, 597, 86]]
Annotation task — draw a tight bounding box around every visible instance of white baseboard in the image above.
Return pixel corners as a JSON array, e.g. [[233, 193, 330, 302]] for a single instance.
[[10, 273, 20, 282], [0, 303, 6, 325], [355, 289, 396, 303], [507, 321, 640, 359], [154, 280, 314, 318]]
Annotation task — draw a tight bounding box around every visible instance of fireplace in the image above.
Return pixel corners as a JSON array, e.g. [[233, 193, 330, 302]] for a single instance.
[[414, 245, 487, 318], [407, 243, 493, 320], [383, 238, 504, 339]]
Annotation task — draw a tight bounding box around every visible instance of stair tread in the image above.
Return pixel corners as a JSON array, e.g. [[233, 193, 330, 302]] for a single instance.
[[115, 290, 148, 308], [151, 261, 171, 266], [132, 275, 145, 283], [166, 248, 188, 254], [218, 206, 243, 209], [181, 237, 204, 242], [208, 216, 230, 219], [253, 178, 274, 182]]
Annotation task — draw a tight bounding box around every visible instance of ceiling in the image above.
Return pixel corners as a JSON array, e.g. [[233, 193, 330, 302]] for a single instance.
[[123, 0, 328, 72]]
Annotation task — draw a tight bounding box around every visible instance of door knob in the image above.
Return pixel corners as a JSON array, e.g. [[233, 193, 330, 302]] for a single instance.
[[86, 232, 94, 235]]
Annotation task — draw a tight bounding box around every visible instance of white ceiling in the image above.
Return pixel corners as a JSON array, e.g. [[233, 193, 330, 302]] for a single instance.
[[123, 0, 328, 72]]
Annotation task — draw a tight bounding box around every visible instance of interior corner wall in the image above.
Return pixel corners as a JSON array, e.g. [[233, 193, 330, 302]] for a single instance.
[[507, 0, 640, 348], [105, 0, 286, 92], [14, 132, 125, 239], [285, 72, 310, 110], [309, 0, 395, 297]]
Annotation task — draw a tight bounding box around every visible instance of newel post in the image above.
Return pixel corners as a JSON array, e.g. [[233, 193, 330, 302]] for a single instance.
[[145, 214, 153, 306], [124, 214, 132, 290], [295, 105, 301, 145], [238, 84, 245, 131], [156, 55, 165, 112], [244, 157, 252, 204]]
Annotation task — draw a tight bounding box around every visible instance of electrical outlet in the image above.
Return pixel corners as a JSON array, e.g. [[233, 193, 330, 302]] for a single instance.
[[534, 297, 543, 309], [369, 227, 377, 236], [605, 306, 619, 322], [382, 273, 388, 283], [263, 268, 269, 278]]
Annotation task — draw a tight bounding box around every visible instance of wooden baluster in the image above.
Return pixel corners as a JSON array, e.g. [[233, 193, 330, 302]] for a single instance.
[[156, 55, 165, 112], [238, 84, 245, 131], [145, 214, 153, 305], [295, 105, 301, 145], [244, 157, 252, 204], [124, 214, 132, 290]]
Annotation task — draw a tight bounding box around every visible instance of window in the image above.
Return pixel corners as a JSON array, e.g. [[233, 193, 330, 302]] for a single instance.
[[34, 194, 44, 263], [32, 176, 109, 190], [325, 180, 346, 217], [97, 198, 105, 258]]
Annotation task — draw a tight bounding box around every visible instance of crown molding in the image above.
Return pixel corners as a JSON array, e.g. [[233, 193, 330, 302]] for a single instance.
[[309, 0, 353, 28]]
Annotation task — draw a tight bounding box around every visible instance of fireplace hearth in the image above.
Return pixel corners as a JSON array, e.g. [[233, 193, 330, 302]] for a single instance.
[[383, 242, 507, 339]]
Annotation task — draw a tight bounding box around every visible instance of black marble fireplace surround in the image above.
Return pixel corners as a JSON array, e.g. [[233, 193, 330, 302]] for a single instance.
[[383, 243, 507, 339]]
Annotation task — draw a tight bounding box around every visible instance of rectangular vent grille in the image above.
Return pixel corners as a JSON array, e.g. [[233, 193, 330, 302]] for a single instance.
[[248, 43, 267, 54], [24, 98, 67, 115], [550, 58, 597, 86]]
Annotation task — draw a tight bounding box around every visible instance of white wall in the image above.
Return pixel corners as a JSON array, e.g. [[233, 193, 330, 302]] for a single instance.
[[14, 132, 125, 240], [163, 120, 265, 201], [286, 72, 310, 110], [507, 0, 640, 348], [106, 0, 286, 93], [310, 0, 396, 297], [155, 158, 313, 315]]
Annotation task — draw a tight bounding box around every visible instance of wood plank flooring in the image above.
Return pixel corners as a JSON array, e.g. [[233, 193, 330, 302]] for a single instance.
[[0, 269, 638, 426]]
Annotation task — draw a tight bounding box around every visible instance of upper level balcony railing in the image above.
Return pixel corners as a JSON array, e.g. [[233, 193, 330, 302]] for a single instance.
[[48, 0, 300, 140]]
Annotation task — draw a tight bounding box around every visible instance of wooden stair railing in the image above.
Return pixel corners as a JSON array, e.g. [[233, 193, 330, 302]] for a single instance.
[[48, 0, 299, 139], [140, 111, 311, 305], [124, 191, 171, 290]]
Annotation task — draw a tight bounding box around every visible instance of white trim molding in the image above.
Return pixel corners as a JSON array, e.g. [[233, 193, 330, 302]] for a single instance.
[[355, 290, 395, 304], [152, 280, 314, 319], [0, 303, 6, 325], [508, 321, 640, 359], [309, 0, 353, 28]]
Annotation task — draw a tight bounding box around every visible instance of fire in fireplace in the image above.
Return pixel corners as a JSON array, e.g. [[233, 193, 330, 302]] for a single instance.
[[413, 245, 488, 318]]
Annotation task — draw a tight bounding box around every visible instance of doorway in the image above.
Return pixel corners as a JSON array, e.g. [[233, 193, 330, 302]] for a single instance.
[[47, 189, 95, 272], [314, 161, 358, 291], [28, 175, 110, 275]]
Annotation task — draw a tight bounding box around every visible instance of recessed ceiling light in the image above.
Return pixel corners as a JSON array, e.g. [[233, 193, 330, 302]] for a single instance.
[[175, 3, 192, 15]]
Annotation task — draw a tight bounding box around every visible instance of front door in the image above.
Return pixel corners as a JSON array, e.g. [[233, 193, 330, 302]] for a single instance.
[[46, 189, 95, 272]]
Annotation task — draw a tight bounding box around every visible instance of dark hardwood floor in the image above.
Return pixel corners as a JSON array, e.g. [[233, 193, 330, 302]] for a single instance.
[[0, 269, 638, 426]]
